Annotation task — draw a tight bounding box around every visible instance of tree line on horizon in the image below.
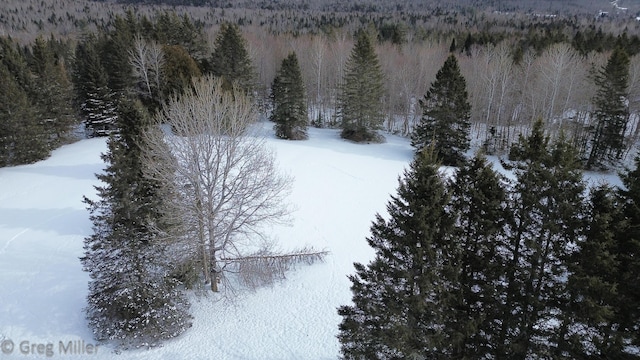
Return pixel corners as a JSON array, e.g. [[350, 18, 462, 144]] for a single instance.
[[2, 8, 639, 169]]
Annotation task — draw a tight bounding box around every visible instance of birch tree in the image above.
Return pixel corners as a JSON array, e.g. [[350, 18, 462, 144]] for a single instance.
[[129, 35, 164, 102], [144, 76, 325, 293]]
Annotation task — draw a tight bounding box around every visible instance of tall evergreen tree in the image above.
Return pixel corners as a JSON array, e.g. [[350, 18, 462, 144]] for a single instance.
[[587, 46, 630, 169], [0, 62, 45, 166], [73, 35, 118, 136], [81, 99, 191, 347], [612, 154, 640, 355], [338, 30, 385, 143], [208, 23, 255, 93], [29, 36, 77, 147], [561, 185, 621, 358], [448, 153, 509, 358], [338, 149, 455, 359], [498, 123, 586, 358], [270, 52, 308, 140], [102, 12, 137, 95], [411, 54, 471, 166], [0, 37, 48, 165]]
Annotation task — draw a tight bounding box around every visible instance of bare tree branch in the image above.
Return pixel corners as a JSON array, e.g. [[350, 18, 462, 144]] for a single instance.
[[144, 75, 318, 295]]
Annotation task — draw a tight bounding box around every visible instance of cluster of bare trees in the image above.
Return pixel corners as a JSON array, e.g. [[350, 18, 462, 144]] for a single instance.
[[241, 30, 640, 154]]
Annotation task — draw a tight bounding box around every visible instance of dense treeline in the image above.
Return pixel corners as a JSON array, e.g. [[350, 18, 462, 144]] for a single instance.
[[4, 1, 640, 167], [0, 36, 78, 166], [339, 124, 640, 358]]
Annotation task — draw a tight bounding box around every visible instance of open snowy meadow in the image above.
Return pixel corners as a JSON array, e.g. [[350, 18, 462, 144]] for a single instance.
[[0, 124, 414, 359], [0, 122, 624, 359]]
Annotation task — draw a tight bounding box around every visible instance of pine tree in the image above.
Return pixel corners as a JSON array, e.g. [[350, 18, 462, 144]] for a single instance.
[[338, 149, 455, 359], [102, 12, 136, 95], [0, 62, 44, 166], [498, 123, 586, 358], [73, 35, 118, 137], [613, 154, 640, 355], [0, 37, 48, 165], [208, 23, 255, 93], [561, 185, 621, 358], [411, 54, 471, 166], [29, 36, 77, 147], [448, 153, 509, 358], [587, 46, 630, 169], [338, 30, 385, 143], [81, 99, 191, 347], [270, 52, 308, 140]]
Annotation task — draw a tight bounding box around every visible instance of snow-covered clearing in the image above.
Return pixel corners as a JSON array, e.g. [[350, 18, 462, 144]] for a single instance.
[[0, 123, 624, 359], [0, 125, 412, 359]]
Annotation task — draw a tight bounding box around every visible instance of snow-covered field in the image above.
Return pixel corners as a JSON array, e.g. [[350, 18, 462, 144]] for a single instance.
[[0, 124, 625, 359], [0, 125, 413, 359]]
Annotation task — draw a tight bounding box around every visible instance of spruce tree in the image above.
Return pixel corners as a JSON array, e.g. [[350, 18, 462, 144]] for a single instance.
[[208, 23, 255, 93], [587, 46, 630, 169], [411, 54, 471, 166], [73, 35, 118, 137], [0, 62, 44, 166], [270, 52, 308, 140], [81, 99, 191, 347], [0, 37, 48, 165], [561, 185, 621, 358], [448, 153, 509, 358], [613, 154, 640, 355], [498, 122, 586, 358], [338, 30, 385, 143], [338, 149, 455, 359], [29, 36, 77, 147]]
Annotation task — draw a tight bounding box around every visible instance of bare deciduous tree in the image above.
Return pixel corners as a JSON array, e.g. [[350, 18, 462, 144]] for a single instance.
[[129, 35, 164, 101], [144, 75, 326, 294]]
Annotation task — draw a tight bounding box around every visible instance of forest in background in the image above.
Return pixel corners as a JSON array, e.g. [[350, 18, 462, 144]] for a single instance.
[[3, 0, 640, 166]]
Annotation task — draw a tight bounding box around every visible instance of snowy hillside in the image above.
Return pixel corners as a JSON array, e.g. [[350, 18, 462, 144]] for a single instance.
[[0, 125, 413, 359]]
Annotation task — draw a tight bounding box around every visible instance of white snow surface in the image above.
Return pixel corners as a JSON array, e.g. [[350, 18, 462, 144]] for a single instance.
[[0, 125, 413, 359], [0, 123, 624, 359]]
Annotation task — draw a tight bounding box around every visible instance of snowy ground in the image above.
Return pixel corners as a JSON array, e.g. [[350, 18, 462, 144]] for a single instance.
[[0, 125, 413, 359], [0, 124, 624, 359]]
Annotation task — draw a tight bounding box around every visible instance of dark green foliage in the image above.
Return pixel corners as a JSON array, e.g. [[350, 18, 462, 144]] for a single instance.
[[587, 47, 630, 169], [270, 52, 308, 140], [29, 36, 78, 147], [499, 123, 586, 358], [338, 149, 454, 359], [614, 155, 640, 354], [0, 37, 51, 165], [208, 23, 255, 93], [161, 44, 202, 98], [73, 35, 118, 137], [154, 12, 208, 62], [562, 185, 621, 358], [102, 12, 137, 95], [411, 54, 470, 166], [338, 30, 385, 143], [82, 99, 191, 347], [0, 62, 46, 166], [448, 153, 509, 358]]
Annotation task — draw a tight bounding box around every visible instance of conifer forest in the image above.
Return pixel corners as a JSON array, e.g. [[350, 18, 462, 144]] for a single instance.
[[1, 0, 640, 358]]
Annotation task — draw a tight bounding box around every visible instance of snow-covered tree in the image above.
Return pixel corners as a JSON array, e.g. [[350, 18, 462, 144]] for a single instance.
[[82, 99, 191, 348]]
